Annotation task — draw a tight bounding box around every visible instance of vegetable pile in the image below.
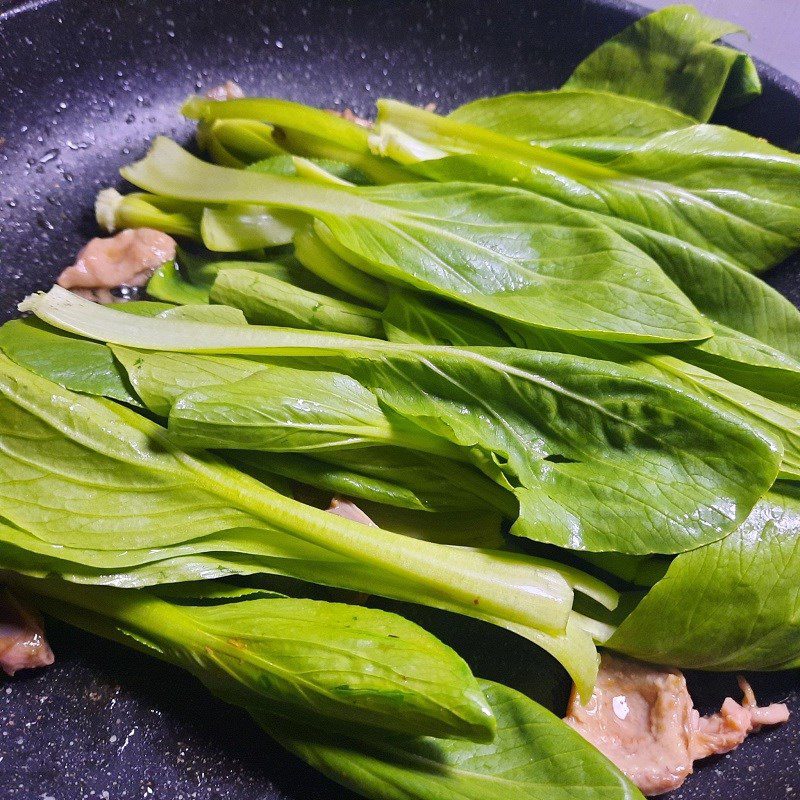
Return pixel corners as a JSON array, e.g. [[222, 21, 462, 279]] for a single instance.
[[2, 6, 799, 798]]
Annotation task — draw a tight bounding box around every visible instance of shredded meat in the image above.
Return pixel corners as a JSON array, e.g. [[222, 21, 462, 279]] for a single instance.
[[0, 589, 54, 676], [564, 653, 789, 796], [205, 80, 245, 100], [57, 228, 177, 296], [326, 496, 377, 527]]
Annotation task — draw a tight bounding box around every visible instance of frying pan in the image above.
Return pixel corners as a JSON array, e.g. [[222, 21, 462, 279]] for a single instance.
[[0, 1, 798, 797]]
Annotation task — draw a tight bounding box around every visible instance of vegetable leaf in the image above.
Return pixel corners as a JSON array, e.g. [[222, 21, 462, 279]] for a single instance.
[[0, 317, 141, 407], [564, 5, 761, 121], [121, 137, 710, 344], [609, 485, 800, 670], [264, 678, 644, 800], [210, 268, 384, 336], [25, 289, 782, 556], [450, 89, 694, 161], [9, 575, 495, 742], [381, 290, 800, 483], [0, 349, 588, 648], [384, 105, 800, 356], [378, 102, 800, 279]]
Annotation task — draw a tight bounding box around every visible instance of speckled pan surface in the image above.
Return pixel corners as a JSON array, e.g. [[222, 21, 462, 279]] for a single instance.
[[0, 0, 798, 797]]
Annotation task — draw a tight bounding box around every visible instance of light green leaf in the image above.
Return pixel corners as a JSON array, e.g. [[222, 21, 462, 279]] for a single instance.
[[378, 102, 800, 278], [11, 575, 495, 742], [450, 88, 694, 161], [201, 205, 307, 251], [147, 261, 211, 305], [121, 137, 710, 344], [0, 317, 141, 407], [230, 448, 516, 516], [157, 303, 248, 325], [196, 117, 284, 167], [0, 350, 589, 648], [111, 346, 265, 416], [210, 268, 384, 336], [247, 153, 370, 186], [383, 104, 800, 356], [96, 188, 202, 239], [609, 485, 800, 670], [263, 678, 643, 800], [663, 321, 800, 411], [383, 289, 514, 347], [183, 95, 413, 184], [25, 289, 782, 556], [380, 289, 800, 484], [564, 5, 761, 121], [293, 224, 389, 308], [168, 366, 423, 454]]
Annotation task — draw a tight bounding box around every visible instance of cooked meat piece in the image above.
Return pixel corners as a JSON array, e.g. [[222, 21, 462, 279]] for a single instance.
[[205, 80, 245, 100], [57, 228, 177, 292], [0, 588, 54, 676], [326, 108, 373, 128], [325, 497, 374, 605], [689, 675, 790, 761], [326, 496, 377, 527], [564, 653, 789, 796]]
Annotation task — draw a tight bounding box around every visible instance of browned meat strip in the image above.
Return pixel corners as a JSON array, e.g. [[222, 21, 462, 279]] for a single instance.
[[564, 653, 789, 796]]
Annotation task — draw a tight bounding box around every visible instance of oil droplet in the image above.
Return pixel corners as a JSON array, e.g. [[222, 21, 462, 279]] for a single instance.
[[36, 213, 54, 231]]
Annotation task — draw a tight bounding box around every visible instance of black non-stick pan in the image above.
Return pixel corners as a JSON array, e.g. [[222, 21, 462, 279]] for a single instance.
[[0, 1, 798, 797]]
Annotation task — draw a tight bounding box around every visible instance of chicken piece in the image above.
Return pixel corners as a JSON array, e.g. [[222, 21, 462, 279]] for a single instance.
[[326, 496, 378, 527], [564, 653, 789, 796], [325, 497, 375, 605], [0, 589, 54, 676], [326, 108, 373, 128], [205, 80, 245, 101], [57, 228, 177, 294]]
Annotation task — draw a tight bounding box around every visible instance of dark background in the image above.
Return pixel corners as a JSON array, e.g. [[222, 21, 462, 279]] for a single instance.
[[0, 1, 798, 797]]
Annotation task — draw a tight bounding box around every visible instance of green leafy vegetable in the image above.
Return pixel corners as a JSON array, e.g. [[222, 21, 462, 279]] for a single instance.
[[265, 678, 644, 800], [0, 349, 618, 696], [147, 261, 211, 304], [95, 189, 202, 239], [564, 5, 761, 121], [24, 288, 782, 556], [120, 136, 710, 344], [0, 317, 141, 406], [450, 89, 694, 161], [382, 288, 800, 482], [184, 95, 413, 184], [383, 290, 514, 347], [293, 224, 389, 308], [247, 153, 370, 186], [609, 485, 800, 670], [377, 101, 800, 281], [197, 117, 284, 167], [662, 321, 800, 411], [8, 575, 494, 741], [210, 268, 384, 335], [201, 205, 306, 251], [167, 364, 467, 460], [157, 303, 248, 325]]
